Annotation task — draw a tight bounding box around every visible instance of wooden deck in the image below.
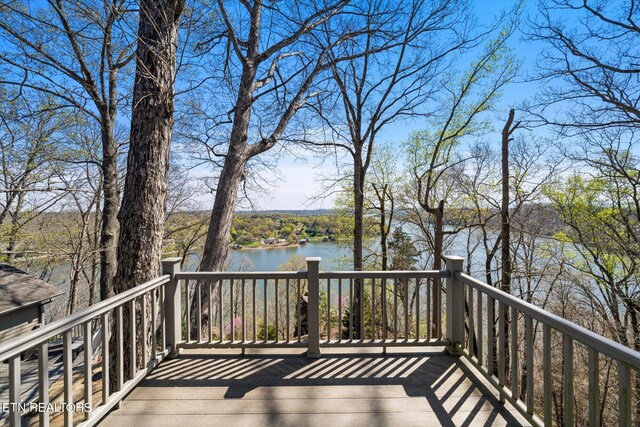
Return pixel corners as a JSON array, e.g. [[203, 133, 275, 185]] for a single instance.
[[101, 347, 530, 426]]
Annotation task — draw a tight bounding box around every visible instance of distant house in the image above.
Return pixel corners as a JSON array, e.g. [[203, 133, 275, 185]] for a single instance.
[[0, 264, 63, 344], [264, 237, 276, 245]]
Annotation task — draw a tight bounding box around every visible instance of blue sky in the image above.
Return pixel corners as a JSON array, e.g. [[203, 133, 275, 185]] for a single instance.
[[238, 0, 552, 210]]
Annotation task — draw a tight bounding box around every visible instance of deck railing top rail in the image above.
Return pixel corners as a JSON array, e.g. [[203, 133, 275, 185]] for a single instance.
[[175, 270, 448, 280], [0, 275, 170, 361], [318, 270, 447, 279], [458, 272, 640, 369], [175, 271, 307, 280]]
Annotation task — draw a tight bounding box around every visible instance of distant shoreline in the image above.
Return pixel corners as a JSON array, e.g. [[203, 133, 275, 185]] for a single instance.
[[232, 239, 345, 250], [234, 243, 301, 250]]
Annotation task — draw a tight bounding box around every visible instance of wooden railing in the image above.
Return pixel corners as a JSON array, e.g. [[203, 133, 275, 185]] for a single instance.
[[2, 255, 640, 426], [176, 258, 449, 352], [0, 273, 171, 427], [449, 257, 640, 427]]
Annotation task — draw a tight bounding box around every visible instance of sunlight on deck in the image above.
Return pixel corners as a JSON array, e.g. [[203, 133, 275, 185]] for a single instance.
[[101, 348, 530, 427]]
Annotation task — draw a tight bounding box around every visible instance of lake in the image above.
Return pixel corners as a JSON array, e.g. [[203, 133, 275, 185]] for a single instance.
[[183, 241, 354, 271]]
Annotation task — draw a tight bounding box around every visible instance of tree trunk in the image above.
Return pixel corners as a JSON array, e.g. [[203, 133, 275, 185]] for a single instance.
[[194, 146, 247, 339], [6, 190, 24, 263], [111, 0, 183, 386], [89, 180, 102, 307], [100, 120, 119, 300], [195, 55, 258, 339], [379, 188, 388, 271], [501, 108, 516, 380]]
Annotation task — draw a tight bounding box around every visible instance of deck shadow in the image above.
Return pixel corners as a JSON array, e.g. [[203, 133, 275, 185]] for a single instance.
[[128, 349, 526, 426]]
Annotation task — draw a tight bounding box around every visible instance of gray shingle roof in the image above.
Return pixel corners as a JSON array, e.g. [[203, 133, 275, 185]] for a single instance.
[[0, 264, 64, 315]]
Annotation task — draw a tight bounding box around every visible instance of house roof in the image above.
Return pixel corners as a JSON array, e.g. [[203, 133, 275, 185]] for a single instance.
[[0, 264, 64, 316]]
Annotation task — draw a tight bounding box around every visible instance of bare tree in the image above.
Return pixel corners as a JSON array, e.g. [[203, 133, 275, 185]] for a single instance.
[[0, 91, 70, 261], [527, 0, 640, 132], [498, 108, 521, 377], [528, 4, 640, 419], [306, 0, 482, 336], [364, 143, 402, 271], [404, 23, 519, 336], [188, 0, 387, 336], [0, 0, 138, 299]]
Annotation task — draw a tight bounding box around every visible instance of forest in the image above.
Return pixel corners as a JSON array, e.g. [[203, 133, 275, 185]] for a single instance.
[[1, 0, 640, 424]]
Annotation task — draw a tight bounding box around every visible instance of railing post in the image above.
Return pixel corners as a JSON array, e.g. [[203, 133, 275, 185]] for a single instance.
[[444, 255, 465, 355], [306, 257, 321, 358], [162, 257, 182, 358]]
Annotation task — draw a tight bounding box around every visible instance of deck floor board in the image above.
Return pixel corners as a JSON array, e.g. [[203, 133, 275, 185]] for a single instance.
[[101, 348, 530, 426]]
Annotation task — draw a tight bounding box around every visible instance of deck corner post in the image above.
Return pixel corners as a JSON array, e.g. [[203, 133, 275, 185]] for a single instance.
[[162, 257, 183, 358], [444, 255, 465, 356], [306, 257, 322, 358]]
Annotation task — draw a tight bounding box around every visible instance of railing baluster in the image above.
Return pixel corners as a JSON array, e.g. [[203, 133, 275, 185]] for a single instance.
[[264, 279, 268, 342], [230, 279, 235, 341], [8, 355, 21, 427], [243, 279, 247, 342], [563, 335, 574, 426], [160, 286, 166, 349], [38, 338, 50, 427], [404, 279, 409, 342], [152, 289, 158, 357], [525, 316, 534, 413], [274, 278, 279, 342], [129, 299, 136, 378], [185, 279, 191, 342], [372, 278, 376, 341], [543, 324, 552, 424], [197, 281, 203, 341], [84, 320, 93, 421], [142, 294, 148, 364], [297, 278, 301, 342], [477, 290, 482, 365], [468, 284, 474, 357], [285, 278, 290, 342], [360, 278, 365, 341], [436, 277, 442, 340], [510, 306, 518, 399], [253, 278, 257, 342], [338, 278, 343, 342], [588, 348, 600, 426], [219, 279, 223, 343], [393, 279, 398, 341], [382, 278, 387, 341], [208, 281, 213, 342], [327, 277, 331, 341], [117, 305, 124, 392], [63, 330, 73, 427], [619, 362, 631, 426], [415, 278, 420, 342], [426, 278, 431, 341], [487, 296, 494, 376], [349, 278, 354, 341], [498, 301, 505, 399], [101, 312, 110, 403]]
